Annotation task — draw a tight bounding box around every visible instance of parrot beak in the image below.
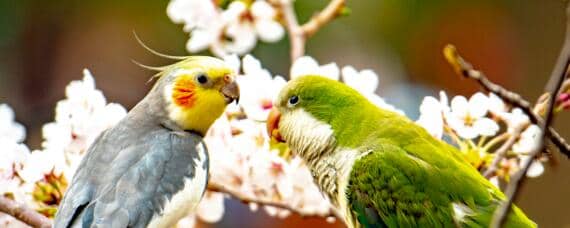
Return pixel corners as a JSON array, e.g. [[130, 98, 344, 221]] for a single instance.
[[221, 77, 240, 104], [267, 107, 284, 142]]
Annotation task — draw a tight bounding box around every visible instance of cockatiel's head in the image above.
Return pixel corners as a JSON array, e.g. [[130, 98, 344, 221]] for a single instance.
[[151, 56, 239, 135], [267, 75, 376, 157]]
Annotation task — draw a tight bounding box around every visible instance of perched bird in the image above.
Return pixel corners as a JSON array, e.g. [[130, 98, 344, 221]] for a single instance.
[[54, 56, 239, 228], [267, 75, 535, 228]]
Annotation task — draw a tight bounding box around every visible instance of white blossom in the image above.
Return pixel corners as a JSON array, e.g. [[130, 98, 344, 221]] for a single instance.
[[196, 192, 225, 223], [0, 104, 26, 143], [416, 92, 449, 139], [167, 0, 218, 31], [222, 1, 284, 54], [290, 56, 340, 80], [15, 69, 127, 198], [446, 93, 499, 139], [524, 158, 545, 178], [236, 55, 286, 121], [341, 66, 379, 94], [502, 108, 530, 132], [19, 149, 67, 184], [168, 0, 284, 56], [512, 125, 542, 154], [340, 66, 403, 114]]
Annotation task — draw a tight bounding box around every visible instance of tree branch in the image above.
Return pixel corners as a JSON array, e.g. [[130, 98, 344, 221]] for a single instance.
[[300, 0, 346, 38], [443, 45, 570, 158], [490, 2, 570, 226], [274, 0, 346, 62], [0, 196, 52, 228], [277, 0, 305, 62], [483, 126, 524, 178], [207, 182, 343, 221]]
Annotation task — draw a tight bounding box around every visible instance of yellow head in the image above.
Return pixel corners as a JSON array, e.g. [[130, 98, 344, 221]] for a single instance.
[[161, 56, 239, 135]]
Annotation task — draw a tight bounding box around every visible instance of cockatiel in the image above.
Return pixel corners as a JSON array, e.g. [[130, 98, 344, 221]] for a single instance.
[[54, 56, 239, 228], [267, 75, 535, 227]]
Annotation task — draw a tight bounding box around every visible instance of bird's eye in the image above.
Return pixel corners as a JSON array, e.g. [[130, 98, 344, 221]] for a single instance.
[[288, 95, 299, 106], [196, 74, 208, 84]]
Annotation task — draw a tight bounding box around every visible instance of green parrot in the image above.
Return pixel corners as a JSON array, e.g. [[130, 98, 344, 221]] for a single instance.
[[266, 75, 535, 228], [54, 56, 239, 228]]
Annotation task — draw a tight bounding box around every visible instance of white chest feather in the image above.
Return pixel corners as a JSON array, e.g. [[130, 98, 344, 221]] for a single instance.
[[279, 108, 364, 226], [279, 108, 336, 158], [147, 148, 208, 228], [328, 149, 361, 225]]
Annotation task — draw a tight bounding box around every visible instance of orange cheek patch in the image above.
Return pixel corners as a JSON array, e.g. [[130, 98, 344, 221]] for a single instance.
[[172, 76, 197, 108]]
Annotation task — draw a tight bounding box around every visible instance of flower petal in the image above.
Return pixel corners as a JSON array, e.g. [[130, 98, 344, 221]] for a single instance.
[[251, 0, 276, 19], [223, 54, 241, 73], [187, 29, 212, 53], [459, 126, 478, 139], [450, 96, 469, 118], [341, 66, 379, 94], [468, 92, 489, 118], [488, 93, 507, 115], [473, 118, 499, 137], [290, 56, 320, 79], [224, 22, 257, 55], [319, 63, 340, 80], [526, 160, 544, 178], [196, 192, 225, 223], [416, 96, 444, 139], [223, 1, 247, 22], [255, 20, 285, 43]]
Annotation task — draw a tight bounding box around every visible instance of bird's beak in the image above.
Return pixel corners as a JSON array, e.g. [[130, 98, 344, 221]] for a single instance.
[[267, 107, 284, 142], [221, 79, 240, 104]]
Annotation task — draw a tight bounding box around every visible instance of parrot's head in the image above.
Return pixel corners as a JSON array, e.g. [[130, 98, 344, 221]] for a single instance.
[[267, 75, 372, 158], [157, 56, 239, 135]]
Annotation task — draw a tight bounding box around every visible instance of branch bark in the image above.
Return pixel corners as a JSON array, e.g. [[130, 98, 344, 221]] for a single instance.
[[444, 45, 570, 158], [274, 0, 346, 62], [0, 196, 52, 228], [300, 0, 346, 38], [490, 2, 570, 226], [207, 182, 343, 221], [483, 126, 524, 178]]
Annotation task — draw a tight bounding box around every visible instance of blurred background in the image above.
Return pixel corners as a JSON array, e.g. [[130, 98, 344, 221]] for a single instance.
[[0, 0, 569, 227]]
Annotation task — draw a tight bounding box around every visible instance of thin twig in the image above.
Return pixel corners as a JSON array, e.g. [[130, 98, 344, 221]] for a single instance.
[[273, 0, 346, 62], [207, 181, 343, 220], [483, 126, 524, 178], [277, 0, 305, 62], [300, 0, 346, 38], [444, 45, 570, 158], [490, 2, 570, 227], [0, 196, 52, 228]]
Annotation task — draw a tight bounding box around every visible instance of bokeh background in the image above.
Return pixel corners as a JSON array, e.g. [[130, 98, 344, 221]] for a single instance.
[[1, 0, 569, 227]]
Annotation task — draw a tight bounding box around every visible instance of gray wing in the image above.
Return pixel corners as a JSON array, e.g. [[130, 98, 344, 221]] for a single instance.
[[54, 126, 207, 228]]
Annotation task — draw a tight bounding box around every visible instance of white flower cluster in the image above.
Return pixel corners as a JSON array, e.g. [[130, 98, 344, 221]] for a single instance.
[[416, 92, 545, 180], [0, 70, 127, 227], [168, 0, 285, 56], [0, 104, 31, 228]]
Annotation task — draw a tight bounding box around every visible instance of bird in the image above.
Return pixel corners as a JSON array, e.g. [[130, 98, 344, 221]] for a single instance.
[[266, 75, 535, 228], [54, 56, 239, 228]]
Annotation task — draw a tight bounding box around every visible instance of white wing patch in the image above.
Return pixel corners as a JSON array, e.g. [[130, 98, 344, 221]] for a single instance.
[[452, 202, 474, 223], [147, 146, 208, 228]]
